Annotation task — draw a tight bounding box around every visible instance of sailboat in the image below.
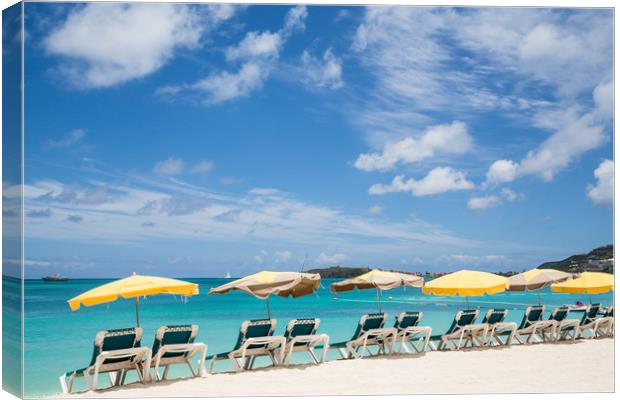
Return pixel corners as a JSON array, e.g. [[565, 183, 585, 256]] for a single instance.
[[224, 272, 231, 279]]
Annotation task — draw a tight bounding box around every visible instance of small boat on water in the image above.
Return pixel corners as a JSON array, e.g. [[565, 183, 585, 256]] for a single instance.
[[224, 272, 231, 279], [42, 274, 69, 282], [564, 302, 588, 312]]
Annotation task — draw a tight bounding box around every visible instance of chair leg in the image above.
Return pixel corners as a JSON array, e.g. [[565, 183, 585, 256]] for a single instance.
[[59, 374, 72, 395], [208, 357, 218, 374], [346, 343, 360, 359], [228, 356, 242, 372], [308, 349, 319, 364], [268, 352, 277, 366], [187, 361, 197, 377]]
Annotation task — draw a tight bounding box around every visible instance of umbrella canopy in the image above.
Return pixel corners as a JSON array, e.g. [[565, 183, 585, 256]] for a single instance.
[[508, 268, 572, 291], [208, 271, 321, 318], [331, 269, 423, 292], [67, 273, 199, 326], [422, 269, 508, 297], [551, 272, 614, 295], [209, 270, 320, 299], [330, 269, 424, 312]]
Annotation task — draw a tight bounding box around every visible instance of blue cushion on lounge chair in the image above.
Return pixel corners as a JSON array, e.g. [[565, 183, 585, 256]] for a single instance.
[[152, 325, 195, 359], [209, 319, 275, 359], [331, 313, 386, 347], [284, 319, 319, 347], [429, 309, 477, 341], [66, 327, 140, 376], [394, 312, 421, 331], [482, 309, 507, 325], [517, 305, 544, 330]]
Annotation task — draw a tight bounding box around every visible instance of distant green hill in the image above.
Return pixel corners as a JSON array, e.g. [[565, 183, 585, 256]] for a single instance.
[[537, 245, 613, 273], [305, 266, 371, 278]]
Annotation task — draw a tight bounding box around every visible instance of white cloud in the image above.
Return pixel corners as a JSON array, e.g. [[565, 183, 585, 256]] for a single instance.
[[205, 4, 241, 23], [46, 129, 85, 149], [587, 159, 613, 206], [282, 5, 307, 34], [501, 188, 521, 201], [485, 81, 611, 184], [24, 174, 476, 252], [593, 81, 613, 120], [153, 157, 184, 176], [158, 6, 306, 105], [275, 250, 293, 263], [468, 187, 522, 210], [191, 160, 214, 174], [220, 177, 244, 185], [299, 49, 343, 90], [485, 159, 519, 185], [315, 252, 348, 265], [187, 62, 266, 104], [226, 31, 281, 61], [519, 110, 606, 181], [44, 4, 210, 88], [369, 167, 474, 197], [354, 121, 472, 172], [368, 205, 383, 215], [349, 7, 612, 157], [467, 195, 501, 210], [439, 254, 510, 269]]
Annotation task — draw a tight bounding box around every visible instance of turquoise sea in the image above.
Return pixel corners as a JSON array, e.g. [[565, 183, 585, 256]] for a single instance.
[[8, 277, 613, 397]]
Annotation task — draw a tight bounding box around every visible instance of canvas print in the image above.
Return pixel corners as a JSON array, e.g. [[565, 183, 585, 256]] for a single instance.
[[2, 2, 615, 398]]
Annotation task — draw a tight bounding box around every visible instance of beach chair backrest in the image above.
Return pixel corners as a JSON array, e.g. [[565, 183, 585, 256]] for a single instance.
[[445, 309, 479, 335], [351, 313, 386, 340], [581, 303, 601, 325], [518, 305, 544, 329], [285, 318, 319, 340], [234, 319, 276, 350], [89, 327, 142, 366], [605, 305, 614, 317], [394, 311, 422, 331], [482, 309, 507, 325], [549, 306, 569, 322], [152, 325, 197, 358]]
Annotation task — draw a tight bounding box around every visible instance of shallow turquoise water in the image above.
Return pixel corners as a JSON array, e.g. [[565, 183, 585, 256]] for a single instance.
[[16, 278, 612, 397]]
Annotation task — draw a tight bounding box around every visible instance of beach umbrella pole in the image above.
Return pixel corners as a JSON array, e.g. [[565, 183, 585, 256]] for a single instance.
[[376, 287, 382, 313], [265, 296, 272, 320], [134, 297, 140, 327]]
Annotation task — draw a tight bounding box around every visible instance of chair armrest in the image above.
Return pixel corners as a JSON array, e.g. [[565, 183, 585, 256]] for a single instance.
[[533, 320, 556, 330], [240, 336, 286, 364], [459, 324, 488, 337], [98, 347, 150, 362], [287, 334, 329, 347], [491, 322, 517, 333], [364, 327, 397, 338], [157, 343, 206, 357], [401, 325, 432, 336]]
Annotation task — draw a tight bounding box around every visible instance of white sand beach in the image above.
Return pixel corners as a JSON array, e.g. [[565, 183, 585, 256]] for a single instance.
[[70, 339, 614, 397]]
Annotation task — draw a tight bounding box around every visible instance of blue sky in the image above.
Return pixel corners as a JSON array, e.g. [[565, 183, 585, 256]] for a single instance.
[[12, 4, 613, 278]]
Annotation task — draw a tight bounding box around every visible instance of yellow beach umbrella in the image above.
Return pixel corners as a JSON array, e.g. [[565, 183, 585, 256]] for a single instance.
[[68, 273, 199, 327], [422, 269, 509, 308], [330, 269, 424, 312], [507, 268, 572, 305], [551, 272, 614, 302], [208, 270, 321, 318]]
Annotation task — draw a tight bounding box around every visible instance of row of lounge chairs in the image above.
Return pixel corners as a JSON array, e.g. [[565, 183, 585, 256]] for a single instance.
[[60, 303, 614, 394]]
